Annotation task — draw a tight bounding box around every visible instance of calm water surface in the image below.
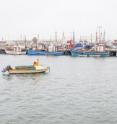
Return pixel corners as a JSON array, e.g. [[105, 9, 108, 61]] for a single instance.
[[0, 55, 117, 124]]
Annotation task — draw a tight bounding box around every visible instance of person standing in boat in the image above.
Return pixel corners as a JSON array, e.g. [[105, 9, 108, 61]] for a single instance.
[[33, 59, 40, 66]]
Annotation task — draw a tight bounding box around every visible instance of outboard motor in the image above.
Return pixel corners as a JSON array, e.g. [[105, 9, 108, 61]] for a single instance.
[[2, 65, 12, 72]]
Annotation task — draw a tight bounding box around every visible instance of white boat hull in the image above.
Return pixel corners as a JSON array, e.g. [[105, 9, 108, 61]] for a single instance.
[[5, 50, 26, 55]]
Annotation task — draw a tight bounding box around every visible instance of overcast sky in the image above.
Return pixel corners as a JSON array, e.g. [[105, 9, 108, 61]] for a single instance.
[[0, 0, 117, 40]]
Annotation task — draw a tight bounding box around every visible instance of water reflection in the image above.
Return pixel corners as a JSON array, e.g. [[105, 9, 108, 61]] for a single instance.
[[2, 73, 49, 82]]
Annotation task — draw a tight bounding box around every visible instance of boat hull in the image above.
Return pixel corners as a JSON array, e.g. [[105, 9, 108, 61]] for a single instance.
[[3, 67, 50, 74], [5, 50, 26, 55], [26, 50, 64, 56], [71, 51, 109, 57]]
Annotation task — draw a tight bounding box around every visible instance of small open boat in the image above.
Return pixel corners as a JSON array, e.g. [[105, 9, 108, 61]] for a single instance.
[[2, 63, 50, 75]]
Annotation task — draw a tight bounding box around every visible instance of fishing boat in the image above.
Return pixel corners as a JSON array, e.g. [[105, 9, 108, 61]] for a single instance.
[[70, 42, 110, 57], [26, 49, 64, 56], [2, 60, 50, 75], [5, 46, 26, 55], [71, 50, 109, 57]]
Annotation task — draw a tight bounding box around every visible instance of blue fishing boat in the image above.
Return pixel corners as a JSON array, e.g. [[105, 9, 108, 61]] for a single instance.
[[2, 60, 50, 75], [70, 42, 109, 57], [26, 50, 64, 56], [71, 50, 109, 57]]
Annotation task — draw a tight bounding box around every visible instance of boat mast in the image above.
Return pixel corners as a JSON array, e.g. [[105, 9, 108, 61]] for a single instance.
[[96, 31, 98, 43], [37, 34, 39, 48], [55, 32, 57, 43], [62, 32, 65, 43], [98, 26, 102, 43], [91, 33, 92, 43], [72, 31, 75, 43], [2, 37, 4, 41], [50, 35, 52, 42], [103, 30, 106, 42], [24, 35, 27, 49], [37, 34, 39, 41]]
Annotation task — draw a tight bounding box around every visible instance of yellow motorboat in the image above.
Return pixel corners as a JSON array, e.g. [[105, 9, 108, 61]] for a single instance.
[[2, 60, 50, 75]]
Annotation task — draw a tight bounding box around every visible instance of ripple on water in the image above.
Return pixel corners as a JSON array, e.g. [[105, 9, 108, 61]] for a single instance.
[[0, 56, 117, 124]]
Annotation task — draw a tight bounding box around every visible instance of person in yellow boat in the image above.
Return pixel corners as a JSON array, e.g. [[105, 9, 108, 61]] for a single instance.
[[33, 61, 36, 66], [33, 59, 40, 70]]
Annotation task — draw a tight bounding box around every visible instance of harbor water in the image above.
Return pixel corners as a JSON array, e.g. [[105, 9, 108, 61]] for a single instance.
[[0, 55, 117, 124]]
